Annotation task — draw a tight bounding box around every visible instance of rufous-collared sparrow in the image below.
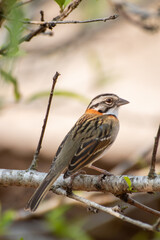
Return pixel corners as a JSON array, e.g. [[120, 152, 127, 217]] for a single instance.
[[26, 93, 129, 211]]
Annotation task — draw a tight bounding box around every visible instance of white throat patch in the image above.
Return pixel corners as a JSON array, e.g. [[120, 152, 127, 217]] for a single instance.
[[104, 106, 119, 117]]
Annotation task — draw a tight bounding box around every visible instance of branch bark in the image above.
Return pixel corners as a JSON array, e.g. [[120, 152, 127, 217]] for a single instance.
[[22, 15, 118, 26], [1, 169, 160, 195]]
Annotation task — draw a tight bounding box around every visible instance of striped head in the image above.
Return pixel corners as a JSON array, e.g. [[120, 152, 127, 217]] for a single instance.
[[86, 94, 129, 117]]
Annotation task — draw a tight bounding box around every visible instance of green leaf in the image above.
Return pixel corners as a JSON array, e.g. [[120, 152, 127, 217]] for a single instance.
[[27, 90, 89, 104], [54, 0, 66, 9], [54, 0, 72, 9], [0, 69, 21, 101], [123, 176, 132, 191]]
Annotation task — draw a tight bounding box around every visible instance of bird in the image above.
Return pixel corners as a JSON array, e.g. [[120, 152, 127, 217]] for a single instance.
[[26, 93, 129, 212]]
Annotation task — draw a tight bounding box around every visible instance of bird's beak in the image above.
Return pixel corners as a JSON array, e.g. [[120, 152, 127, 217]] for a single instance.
[[117, 98, 129, 106]]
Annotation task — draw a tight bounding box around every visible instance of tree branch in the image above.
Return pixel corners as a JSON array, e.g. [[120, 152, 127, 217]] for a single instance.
[[54, 188, 159, 232], [1, 169, 160, 195], [1, 169, 160, 230], [119, 193, 160, 217], [22, 15, 118, 26]]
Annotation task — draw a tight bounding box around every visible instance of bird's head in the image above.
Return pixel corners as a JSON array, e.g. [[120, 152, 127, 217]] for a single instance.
[[86, 94, 129, 117]]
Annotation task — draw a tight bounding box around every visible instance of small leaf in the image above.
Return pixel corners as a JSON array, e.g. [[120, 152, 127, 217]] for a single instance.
[[123, 176, 132, 191], [54, 0, 72, 9], [54, 0, 66, 8]]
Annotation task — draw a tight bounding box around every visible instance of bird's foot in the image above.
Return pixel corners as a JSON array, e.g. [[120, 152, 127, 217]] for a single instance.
[[66, 170, 86, 196]]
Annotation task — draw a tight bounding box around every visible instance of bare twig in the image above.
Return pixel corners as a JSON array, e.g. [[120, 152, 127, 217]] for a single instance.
[[40, 10, 45, 22], [22, 15, 118, 26], [55, 187, 158, 232], [154, 218, 160, 231], [29, 72, 60, 170], [53, 0, 83, 21], [148, 125, 160, 178], [119, 193, 160, 217]]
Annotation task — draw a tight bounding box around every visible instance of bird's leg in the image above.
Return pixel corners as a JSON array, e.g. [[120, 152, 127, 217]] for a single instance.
[[89, 165, 113, 190], [89, 165, 113, 176], [66, 170, 86, 195]]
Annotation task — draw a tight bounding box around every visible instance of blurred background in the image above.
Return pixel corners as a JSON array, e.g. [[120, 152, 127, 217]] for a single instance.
[[0, 0, 160, 239]]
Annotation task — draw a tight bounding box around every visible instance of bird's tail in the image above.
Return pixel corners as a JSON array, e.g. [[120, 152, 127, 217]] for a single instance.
[[25, 168, 61, 212]]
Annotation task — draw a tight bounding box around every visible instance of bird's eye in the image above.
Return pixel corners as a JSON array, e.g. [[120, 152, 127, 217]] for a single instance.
[[106, 98, 113, 104]]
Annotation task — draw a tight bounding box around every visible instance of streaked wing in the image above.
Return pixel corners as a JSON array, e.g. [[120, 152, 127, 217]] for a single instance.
[[64, 127, 112, 178]]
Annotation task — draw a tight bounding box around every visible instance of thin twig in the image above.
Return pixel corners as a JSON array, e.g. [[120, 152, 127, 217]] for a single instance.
[[52, 0, 83, 21], [54, 187, 158, 232], [40, 10, 45, 22], [119, 193, 160, 217], [22, 15, 118, 26], [154, 218, 160, 231], [148, 125, 160, 178], [29, 72, 60, 170]]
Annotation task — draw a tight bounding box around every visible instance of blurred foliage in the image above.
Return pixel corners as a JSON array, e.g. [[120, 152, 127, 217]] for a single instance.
[[0, 0, 25, 102], [45, 205, 92, 240], [4, 2, 25, 57], [131, 231, 150, 240], [27, 90, 89, 104], [0, 0, 17, 27], [0, 69, 21, 101], [0, 204, 15, 236], [153, 232, 160, 240]]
